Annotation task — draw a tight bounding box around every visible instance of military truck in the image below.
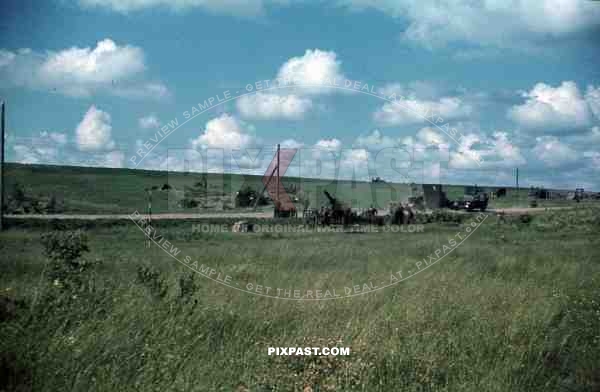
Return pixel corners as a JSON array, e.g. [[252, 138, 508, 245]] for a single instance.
[[462, 185, 489, 212]]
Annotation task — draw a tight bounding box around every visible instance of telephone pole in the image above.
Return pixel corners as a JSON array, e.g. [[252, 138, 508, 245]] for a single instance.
[[276, 144, 280, 207], [515, 167, 519, 200], [0, 101, 5, 231]]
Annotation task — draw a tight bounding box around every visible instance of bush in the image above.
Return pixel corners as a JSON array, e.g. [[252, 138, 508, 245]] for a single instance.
[[181, 198, 199, 208], [177, 273, 198, 301], [136, 266, 168, 299], [519, 214, 533, 225], [40, 230, 91, 286]]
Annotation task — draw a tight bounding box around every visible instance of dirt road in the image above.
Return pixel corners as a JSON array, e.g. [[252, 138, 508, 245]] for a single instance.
[[4, 206, 574, 221], [487, 206, 573, 215], [5, 211, 275, 220]]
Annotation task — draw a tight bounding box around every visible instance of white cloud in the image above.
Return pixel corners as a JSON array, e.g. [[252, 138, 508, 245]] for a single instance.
[[449, 131, 526, 170], [40, 39, 144, 87], [374, 96, 472, 126], [416, 127, 447, 146], [339, 0, 600, 50], [585, 85, 600, 120], [532, 136, 578, 168], [138, 114, 160, 129], [280, 139, 304, 149], [580, 126, 600, 145], [112, 82, 170, 100], [584, 151, 600, 170], [13, 145, 58, 164], [354, 129, 398, 149], [12, 131, 68, 164], [237, 92, 313, 120], [234, 48, 347, 120], [78, 0, 272, 16], [75, 105, 115, 151], [191, 114, 254, 149], [345, 148, 369, 162], [0, 39, 169, 99], [40, 131, 68, 145], [0, 50, 16, 67], [276, 49, 345, 94], [70, 150, 125, 168], [234, 155, 264, 169], [100, 150, 125, 168], [508, 81, 598, 132], [378, 81, 445, 100], [314, 138, 342, 151]]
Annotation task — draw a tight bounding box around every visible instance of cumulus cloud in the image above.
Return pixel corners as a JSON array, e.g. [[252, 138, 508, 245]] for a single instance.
[[374, 96, 472, 126], [13, 136, 66, 164], [584, 151, 600, 170], [585, 85, 600, 120], [237, 92, 313, 120], [354, 130, 399, 150], [415, 127, 447, 146], [314, 138, 342, 151], [11, 131, 69, 164], [191, 114, 254, 149], [97, 150, 125, 168], [0, 39, 169, 99], [508, 81, 599, 133], [532, 136, 578, 168], [235, 49, 346, 120], [339, 0, 600, 50], [75, 105, 115, 151], [280, 139, 304, 149], [112, 82, 170, 100], [276, 49, 345, 94], [449, 131, 526, 170], [138, 114, 160, 129], [580, 126, 600, 145], [40, 131, 68, 145], [78, 0, 273, 16], [344, 148, 369, 162]]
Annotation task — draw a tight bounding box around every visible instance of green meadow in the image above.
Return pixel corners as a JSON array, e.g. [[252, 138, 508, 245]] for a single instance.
[[1, 206, 599, 391], [4, 163, 542, 215]]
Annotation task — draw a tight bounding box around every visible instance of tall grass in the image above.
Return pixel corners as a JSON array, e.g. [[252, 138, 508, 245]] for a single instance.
[[1, 210, 599, 391]]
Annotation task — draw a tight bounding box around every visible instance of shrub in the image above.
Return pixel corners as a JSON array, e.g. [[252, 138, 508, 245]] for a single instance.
[[177, 273, 198, 301], [40, 230, 91, 286], [136, 265, 168, 299], [181, 198, 199, 208], [519, 214, 533, 225]]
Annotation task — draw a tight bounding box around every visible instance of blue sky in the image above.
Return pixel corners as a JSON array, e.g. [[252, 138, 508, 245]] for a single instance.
[[1, 0, 600, 189]]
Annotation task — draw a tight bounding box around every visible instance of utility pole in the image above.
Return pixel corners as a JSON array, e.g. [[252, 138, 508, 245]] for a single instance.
[[515, 167, 521, 198], [144, 188, 152, 248], [276, 144, 280, 216], [0, 101, 5, 231]]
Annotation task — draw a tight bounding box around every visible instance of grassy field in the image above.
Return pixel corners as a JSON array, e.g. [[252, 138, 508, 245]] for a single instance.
[[4, 163, 576, 215], [1, 206, 599, 391]]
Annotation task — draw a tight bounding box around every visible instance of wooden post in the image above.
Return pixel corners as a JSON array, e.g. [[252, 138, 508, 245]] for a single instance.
[[0, 101, 4, 231]]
